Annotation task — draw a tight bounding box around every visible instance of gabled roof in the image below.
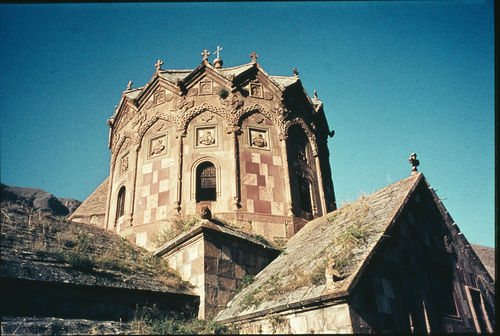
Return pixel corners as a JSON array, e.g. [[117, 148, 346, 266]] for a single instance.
[[217, 173, 423, 322], [68, 177, 109, 221]]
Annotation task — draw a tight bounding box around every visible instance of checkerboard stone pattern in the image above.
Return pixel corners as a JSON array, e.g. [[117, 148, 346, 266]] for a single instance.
[[135, 157, 173, 224], [240, 150, 285, 216]]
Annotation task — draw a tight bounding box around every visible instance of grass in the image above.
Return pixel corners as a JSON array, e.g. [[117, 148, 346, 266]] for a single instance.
[[2, 208, 191, 290], [130, 304, 237, 335], [155, 215, 201, 247]]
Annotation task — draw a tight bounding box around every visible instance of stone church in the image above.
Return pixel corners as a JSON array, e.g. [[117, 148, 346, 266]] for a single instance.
[[70, 50, 494, 332]]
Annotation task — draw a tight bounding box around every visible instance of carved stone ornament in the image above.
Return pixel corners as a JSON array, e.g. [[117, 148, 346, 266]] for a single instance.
[[219, 92, 243, 111], [154, 90, 166, 106], [132, 111, 147, 128], [120, 155, 129, 174], [250, 82, 263, 98], [251, 114, 265, 124], [174, 96, 195, 113], [200, 113, 216, 123], [197, 128, 216, 146], [249, 128, 269, 149], [199, 80, 213, 95], [150, 135, 167, 157], [188, 87, 199, 97], [145, 100, 153, 110]]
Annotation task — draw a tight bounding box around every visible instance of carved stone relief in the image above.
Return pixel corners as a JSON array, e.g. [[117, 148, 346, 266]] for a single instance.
[[199, 80, 213, 95], [200, 112, 216, 123], [250, 81, 263, 98], [196, 126, 217, 147], [249, 128, 269, 150], [149, 134, 167, 158], [120, 154, 129, 175], [154, 90, 166, 106]]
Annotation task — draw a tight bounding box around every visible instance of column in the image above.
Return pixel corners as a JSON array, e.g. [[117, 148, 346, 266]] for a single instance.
[[314, 154, 327, 216], [279, 134, 294, 216]]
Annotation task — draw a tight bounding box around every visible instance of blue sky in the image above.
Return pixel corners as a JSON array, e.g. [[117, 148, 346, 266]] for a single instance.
[[0, 1, 494, 247]]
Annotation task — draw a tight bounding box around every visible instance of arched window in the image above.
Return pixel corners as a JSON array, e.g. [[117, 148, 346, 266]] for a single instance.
[[116, 186, 126, 222], [196, 161, 216, 202], [297, 171, 312, 215]]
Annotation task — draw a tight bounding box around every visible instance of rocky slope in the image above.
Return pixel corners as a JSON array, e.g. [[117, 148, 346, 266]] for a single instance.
[[1, 183, 81, 217]]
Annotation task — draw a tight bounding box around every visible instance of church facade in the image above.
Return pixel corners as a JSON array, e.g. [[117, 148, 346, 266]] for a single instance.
[[72, 51, 336, 249]]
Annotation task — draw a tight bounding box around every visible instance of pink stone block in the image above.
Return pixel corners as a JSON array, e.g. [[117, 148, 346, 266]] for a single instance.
[[159, 167, 170, 180], [245, 161, 259, 174], [158, 191, 170, 206], [143, 173, 152, 185], [246, 185, 259, 200], [260, 154, 272, 165], [153, 159, 161, 171], [150, 182, 159, 194], [253, 200, 271, 214]]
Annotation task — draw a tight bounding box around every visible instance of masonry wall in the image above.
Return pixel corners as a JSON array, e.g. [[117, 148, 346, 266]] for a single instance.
[[1, 278, 198, 322], [234, 303, 353, 334], [348, 184, 495, 333], [159, 226, 280, 319], [203, 230, 280, 316]]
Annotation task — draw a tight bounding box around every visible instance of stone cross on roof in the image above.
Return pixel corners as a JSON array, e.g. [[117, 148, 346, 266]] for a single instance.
[[127, 80, 133, 90], [408, 152, 420, 174], [201, 49, 211, 60], [155, 59, 163, 71], [213, 45, 222, 59], [249, 51, 258, 62]]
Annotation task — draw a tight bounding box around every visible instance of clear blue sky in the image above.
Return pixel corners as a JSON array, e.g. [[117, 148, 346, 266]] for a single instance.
[[0, 2, 494, 247]]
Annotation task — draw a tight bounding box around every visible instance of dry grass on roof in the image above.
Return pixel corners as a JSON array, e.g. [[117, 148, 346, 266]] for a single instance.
[[1, 207, 192, 293]]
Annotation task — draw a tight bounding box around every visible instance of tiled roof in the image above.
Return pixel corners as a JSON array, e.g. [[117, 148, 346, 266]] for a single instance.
[[217, 173, 422, 322]]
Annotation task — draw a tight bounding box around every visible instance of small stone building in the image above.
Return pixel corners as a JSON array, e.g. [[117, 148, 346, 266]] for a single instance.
[[70, 51, 336, 251], [216, 173, 495, 333]]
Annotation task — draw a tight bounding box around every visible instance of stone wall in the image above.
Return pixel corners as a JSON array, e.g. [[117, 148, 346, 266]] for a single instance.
[[348, 183, 495, 333], [157, 222, 280, 319], [234, 303, 353, 334], [1, 278, 198, 322]]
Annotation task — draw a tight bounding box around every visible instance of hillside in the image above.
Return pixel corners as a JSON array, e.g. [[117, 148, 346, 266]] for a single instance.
[[1, 183, 81, 217]]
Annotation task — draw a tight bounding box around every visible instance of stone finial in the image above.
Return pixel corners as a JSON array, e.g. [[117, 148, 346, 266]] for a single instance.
[[200, 205, 211, 220], [313, 90, 318, 99], [201, 49, 211, 60], [408, 152, 420, 174], [155, 59, 163, 71], [126, 80, 133, 90], [292, 68, 299, 77], [249, 51, 258, 62]]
